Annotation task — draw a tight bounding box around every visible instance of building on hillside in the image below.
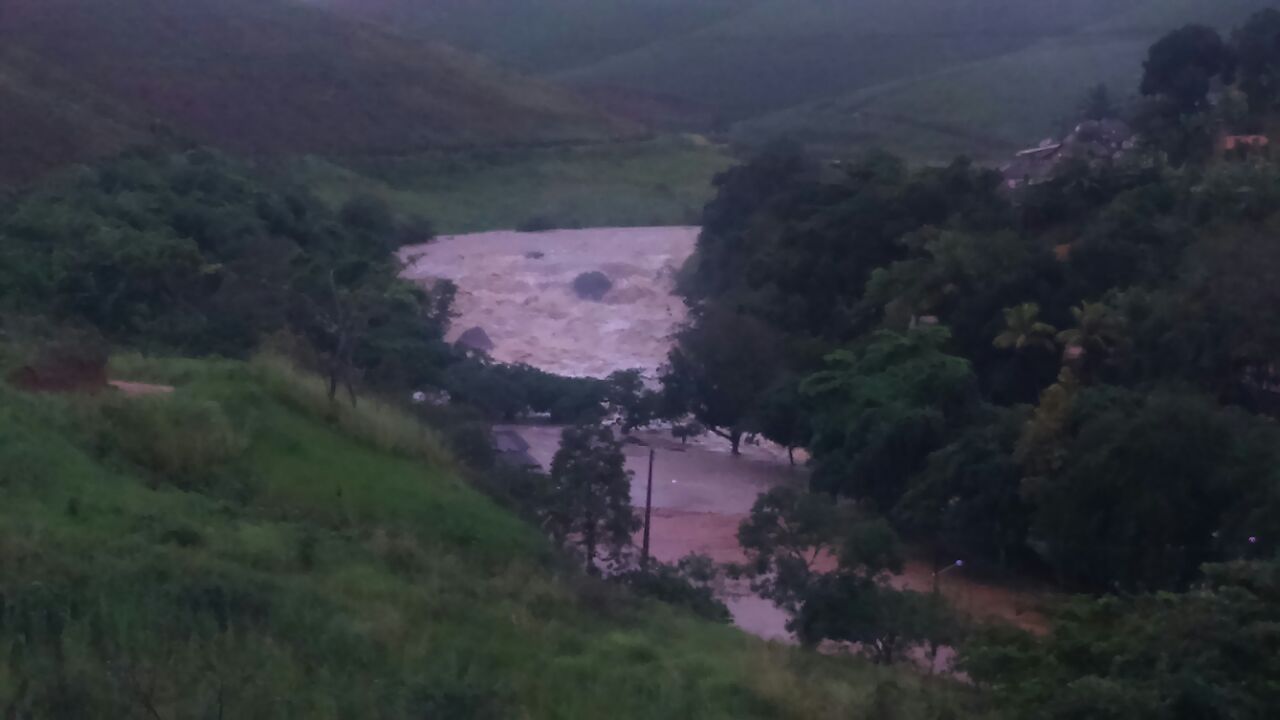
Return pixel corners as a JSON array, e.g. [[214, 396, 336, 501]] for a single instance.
[[1002, 119, 1134, 189], [1220, 134, 1271, 156]]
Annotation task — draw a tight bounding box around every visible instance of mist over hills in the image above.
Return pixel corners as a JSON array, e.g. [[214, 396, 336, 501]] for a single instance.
[[0, 0, 630, 184]]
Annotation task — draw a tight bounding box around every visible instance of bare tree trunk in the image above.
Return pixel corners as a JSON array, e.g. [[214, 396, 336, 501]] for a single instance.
[[787, 446, 795, 466], [730, 430, 742, 456]]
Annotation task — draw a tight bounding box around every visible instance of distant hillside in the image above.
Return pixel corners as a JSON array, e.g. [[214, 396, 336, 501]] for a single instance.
[[310, 0, 743, 73], [731, 0, 1277, 161], [0, 0, 628, 184], [315, 0, 1278, 160], [556, 0, 1123, 124]]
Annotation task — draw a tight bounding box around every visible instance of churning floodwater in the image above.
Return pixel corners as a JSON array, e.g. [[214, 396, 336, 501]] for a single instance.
[[399, 227, 698, 378]]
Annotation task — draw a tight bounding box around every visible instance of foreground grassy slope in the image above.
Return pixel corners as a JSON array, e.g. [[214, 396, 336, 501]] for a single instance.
[[285, 137, 733, 233], [733, 0, 1276, 161], [0, 0, 628, 185], [0, 353, 975, 718]]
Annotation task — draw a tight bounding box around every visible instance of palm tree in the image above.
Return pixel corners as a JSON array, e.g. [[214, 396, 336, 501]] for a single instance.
[[994, 303, 1058, 354], [1057, 302, 1126, 376]]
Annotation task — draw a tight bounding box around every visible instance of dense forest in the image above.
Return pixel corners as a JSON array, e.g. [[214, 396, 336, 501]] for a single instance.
[[656, 11, 1280, 717]]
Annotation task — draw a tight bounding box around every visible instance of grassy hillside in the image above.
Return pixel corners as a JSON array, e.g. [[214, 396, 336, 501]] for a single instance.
[[282, 137, 734, 233], [0, 351, 979, 718], [732, 0, 1277, 161], [0, 0, 629, 184], [310, 0, 743, 74], [555, 0, 1122, 123]]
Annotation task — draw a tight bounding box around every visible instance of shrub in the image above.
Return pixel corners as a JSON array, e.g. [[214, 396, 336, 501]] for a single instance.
[[617, 554, 732, 623]]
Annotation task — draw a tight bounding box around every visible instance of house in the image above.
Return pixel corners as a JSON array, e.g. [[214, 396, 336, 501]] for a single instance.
[[1002, 119, 1134, 189], [1220, 134, 1270, 153]]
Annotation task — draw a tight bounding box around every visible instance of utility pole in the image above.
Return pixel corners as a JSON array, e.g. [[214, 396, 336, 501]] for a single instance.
[[641, 447, 655, 572]]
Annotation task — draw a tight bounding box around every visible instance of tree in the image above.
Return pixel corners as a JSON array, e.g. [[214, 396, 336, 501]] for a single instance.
[[662, 305, 784, 454], [738, 490, 955, 659], [544, 425, 639, 573], [994, 303, 1058, 354], [1233, 9, 1280, 115], [896, 405, 1032, 571], [802, 327, 976, 510], [963, 559, 1280, 719], [605, 369, 660, 432], [755, 376, 811, 466], [1057, 302, 1127, 381], [1023, 389, 1280, 591], [737, 486, 855, 616], [1141, 25, 1235, 114]]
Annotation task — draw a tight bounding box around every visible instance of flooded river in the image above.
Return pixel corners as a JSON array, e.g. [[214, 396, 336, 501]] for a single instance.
[[402, 227, 1046, 644]]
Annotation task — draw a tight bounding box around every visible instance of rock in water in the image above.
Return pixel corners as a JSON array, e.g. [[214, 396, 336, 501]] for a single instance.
[[456, 326, 495, 352], [572, 271, 612, 301]]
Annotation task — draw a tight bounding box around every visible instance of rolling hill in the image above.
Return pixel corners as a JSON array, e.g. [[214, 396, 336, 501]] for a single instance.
[[731, 0, 1278, 160], [308, 0, 744, 74], [0, 0, 630, 185]]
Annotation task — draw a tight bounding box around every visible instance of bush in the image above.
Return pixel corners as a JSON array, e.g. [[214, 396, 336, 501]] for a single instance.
[[618, 555, 732, 623]]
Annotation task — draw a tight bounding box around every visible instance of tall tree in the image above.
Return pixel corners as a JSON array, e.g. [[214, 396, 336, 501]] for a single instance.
[[544, 425, 639, 573], [1141, 25, 1235, 114], [1233, 9, 1280, 115], [994, 303, 1058, 355], [802, 327, 976, 510], [662, 305, 784, 454]]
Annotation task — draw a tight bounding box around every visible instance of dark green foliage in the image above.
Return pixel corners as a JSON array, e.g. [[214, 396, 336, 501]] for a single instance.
[[737, 489, 956, 660], [444, 360, 609, 423], [802, 328, 977, 510], [618, 554, 731, 623], [1234, 9, 1280, 114], [755, 375, 811, 465], [1023, 390, 1279, 591], [544, 425, 640, 573], [0, 151, 452, 396], [1140, 25, 1236, 114], [680, 128, 1280, 592], [896, 406, 1032, 571], [964, 559, 1280, 720], [662, 305, 785, 454]]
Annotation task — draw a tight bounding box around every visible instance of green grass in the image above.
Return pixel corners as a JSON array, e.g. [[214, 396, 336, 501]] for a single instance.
[[285, 137, 734, 234], [0, 354, 982, 718]]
